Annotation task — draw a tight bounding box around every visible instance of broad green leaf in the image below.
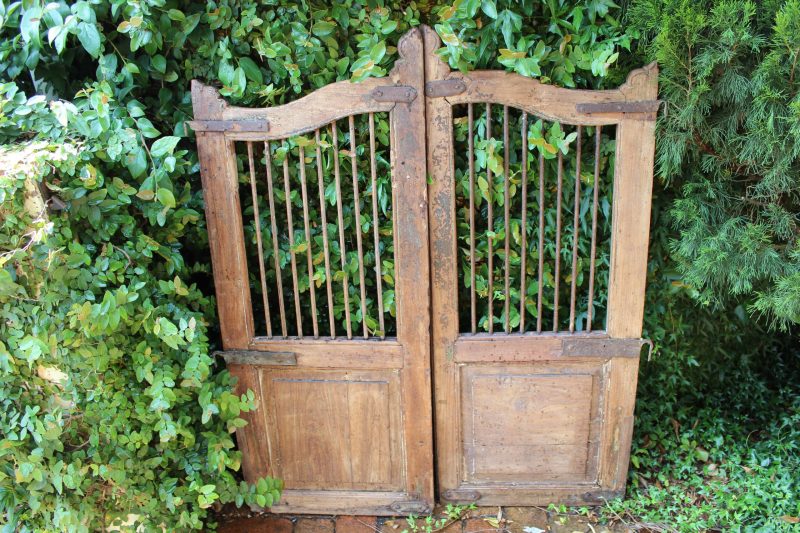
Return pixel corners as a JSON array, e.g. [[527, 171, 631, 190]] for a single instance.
[[151, 136, 180, 158], [157, 188, 176, 209], [77, 22, 102, 58]]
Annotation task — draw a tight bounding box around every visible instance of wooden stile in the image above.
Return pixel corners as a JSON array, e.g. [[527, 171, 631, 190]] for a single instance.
[[192, 25, 658, 513]]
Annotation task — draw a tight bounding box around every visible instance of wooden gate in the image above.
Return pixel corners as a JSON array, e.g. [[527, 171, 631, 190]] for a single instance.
[[422, 26, 657, 505], [191, 26, 657, 515]]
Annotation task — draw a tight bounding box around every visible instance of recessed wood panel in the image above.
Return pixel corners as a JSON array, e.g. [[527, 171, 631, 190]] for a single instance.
[[461, 365, 601, 484], [260, 369, 404, 491]]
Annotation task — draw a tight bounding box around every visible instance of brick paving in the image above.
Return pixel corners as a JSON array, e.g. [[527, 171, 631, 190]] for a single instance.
[[216, 505, 632, 532]]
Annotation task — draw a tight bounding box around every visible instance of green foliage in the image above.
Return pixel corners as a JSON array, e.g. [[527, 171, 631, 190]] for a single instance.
[[628, 0, 800, 328], [0, 138, 281, 530], [433, 0, 633, 86], [1, 0, 797, 530], [402, 504, 476, 533], [595, 192, 800, 530]]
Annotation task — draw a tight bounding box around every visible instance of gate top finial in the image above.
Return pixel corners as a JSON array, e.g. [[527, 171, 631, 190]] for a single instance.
[[190, 80, 228, 120], [622, 61, 659, 100]]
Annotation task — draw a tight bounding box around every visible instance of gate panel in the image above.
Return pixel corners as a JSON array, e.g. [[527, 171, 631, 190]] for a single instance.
[[192, 28, 433, 515], [423, 26, 657, 505]]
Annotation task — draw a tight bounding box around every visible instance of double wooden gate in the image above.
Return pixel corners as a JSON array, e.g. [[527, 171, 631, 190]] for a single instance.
[[191, 26, 657, 515]]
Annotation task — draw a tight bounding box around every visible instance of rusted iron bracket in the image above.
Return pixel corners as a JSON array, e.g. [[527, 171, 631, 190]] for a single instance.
[[425, 79, 467, 98], [390, 500, 431, 514], [441, 489, 481, 502], [575, 100, 662, 116], [561, 338, 648, 358], [189, 119, 270, 133], [214, 350, 296, 366], [371, 85, 417, 103]]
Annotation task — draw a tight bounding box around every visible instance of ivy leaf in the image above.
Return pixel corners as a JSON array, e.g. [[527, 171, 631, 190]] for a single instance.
[[136, 118, 160, 138], [312, 21, 336, 37], [370, 41, 386, 63], [151, 54, 166, 74], [126, 148, 147, 179], [77, 22, 102, 58], [481, 0, 498, 19], [239, 57, 263, 84], [157, 188, 176, 209], [151, 136, 180, 158]]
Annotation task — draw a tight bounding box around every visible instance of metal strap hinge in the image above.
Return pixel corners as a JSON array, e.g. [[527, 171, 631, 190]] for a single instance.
[[371, 85, 417, 103], [575, 100, 662, 116], [188, 119, 270, 133], [425, 79, 467, 98]]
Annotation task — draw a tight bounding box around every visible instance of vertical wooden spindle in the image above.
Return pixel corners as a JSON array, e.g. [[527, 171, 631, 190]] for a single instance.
[[468, 103, 476, 334], [247, 142, 272, 338], [519, 113, 528, 333], [569, 126, 582, 333], [486, 103, 494, 334], [332, 122, 353, 338], [283, 153, 303, 337], [264, 141, 288, 337], [587, 126, 602, 332], [537, 153, 545, 333], [368, 113, 386, 338], [298, 145, 319, 338], [349, 115, 369, 338], [554, 151, 563, 332], [503, 105, 511, 333]]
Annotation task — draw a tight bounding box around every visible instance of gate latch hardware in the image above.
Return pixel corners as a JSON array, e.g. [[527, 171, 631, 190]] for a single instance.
[[371, 85, 417, 103], [425, 79, 467, 98], [188, 119, 270, 133], [575, 100, 662, 117]]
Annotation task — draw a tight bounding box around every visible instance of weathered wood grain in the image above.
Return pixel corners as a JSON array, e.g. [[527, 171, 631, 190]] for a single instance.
[[390, 26, 435, 509]]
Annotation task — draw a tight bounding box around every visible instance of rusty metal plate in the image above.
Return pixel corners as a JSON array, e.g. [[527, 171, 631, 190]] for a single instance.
[[215, 350, 296, 366], [561, 338, 646, 358], [425, 79, 467, 98], [575, 100, 662, 115], [188, 119, 270, 133], [441, 489, 481, 502], [371, 85, 417, 103]]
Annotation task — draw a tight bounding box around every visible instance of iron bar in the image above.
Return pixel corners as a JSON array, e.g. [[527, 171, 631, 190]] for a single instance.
[[349, 115, 369, 338], [298, 145, 319, 338], [247, 142, 272, 338], [282, 154, 303, 337], [569, 126, 582, 333], [368, 113, 386, 338], [587, 126, 602, 332], [264, 141, 288, 337], [331, 122, 353, 338]]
